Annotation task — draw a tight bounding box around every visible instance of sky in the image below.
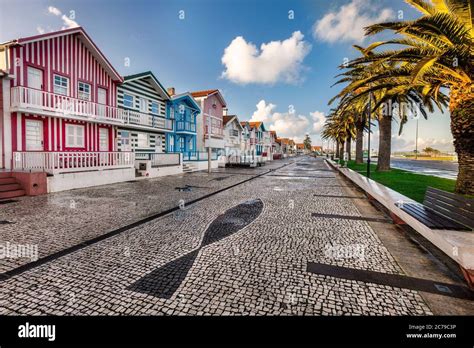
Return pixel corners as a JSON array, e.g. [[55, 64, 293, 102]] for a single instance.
[[0, 0, 455, 152]]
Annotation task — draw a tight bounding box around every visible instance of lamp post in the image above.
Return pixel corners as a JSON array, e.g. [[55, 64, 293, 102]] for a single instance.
[[367, 92, 372, 178], [415, 118, 419, 160]]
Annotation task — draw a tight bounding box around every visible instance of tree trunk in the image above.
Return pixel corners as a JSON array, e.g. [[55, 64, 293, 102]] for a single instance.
[[450, 95, 474, 195], [377, 114, 392, 171], [355, 124, 364, 164], [338, 141, 345, 160], [345, 137, 352, 161]]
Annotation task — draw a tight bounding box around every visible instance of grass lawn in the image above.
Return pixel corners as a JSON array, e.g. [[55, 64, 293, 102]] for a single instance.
[[345, 160, 456, 203]]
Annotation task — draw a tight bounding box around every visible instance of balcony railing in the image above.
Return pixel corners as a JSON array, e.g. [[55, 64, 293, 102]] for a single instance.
[[13, 151, 135, 174], [11, 86, 125, 123], [182, 151, 218, 162], [135, 152, 181, 167], [176, 121, 196, 133], [123, 110, 173, 131], [205, 125, 224, 137]]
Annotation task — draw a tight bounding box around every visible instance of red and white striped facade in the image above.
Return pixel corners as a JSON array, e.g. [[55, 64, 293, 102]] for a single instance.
[[0, 27, 123, 169]]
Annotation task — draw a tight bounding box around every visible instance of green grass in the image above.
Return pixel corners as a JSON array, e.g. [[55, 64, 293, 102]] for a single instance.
[[345, 160, 456, 203]]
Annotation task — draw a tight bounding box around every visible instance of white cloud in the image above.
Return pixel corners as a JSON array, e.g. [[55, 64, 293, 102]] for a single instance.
[[249, 100, 324, 143], [250, 100, 276, 123], [313, 0, 393, 43], [310, 111, 326, 133], [47, 6, 79, 30], [221, 31, 311, 85], [36, 26, 45, 34]]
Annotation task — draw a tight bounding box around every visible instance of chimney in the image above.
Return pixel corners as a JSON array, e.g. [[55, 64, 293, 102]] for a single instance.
[[223, 107, 228, 116], [167, 87, 175, 96]]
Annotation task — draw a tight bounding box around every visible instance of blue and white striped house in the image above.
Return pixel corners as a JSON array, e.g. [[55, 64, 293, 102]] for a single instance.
[[166, 89, 201, 155]]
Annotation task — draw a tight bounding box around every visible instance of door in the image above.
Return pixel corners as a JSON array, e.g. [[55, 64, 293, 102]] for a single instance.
[[27, 67, 43, 106], [25, 119, 44, 151], [97, 88, 107, 117], [99, 128, 109, 151]]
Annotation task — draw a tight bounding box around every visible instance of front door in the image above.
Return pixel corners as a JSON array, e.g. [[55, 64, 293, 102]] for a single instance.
[[25, 119, 44, 151], [27, 67, 43, 106], [97, 88, 107, 116], [99, 128, 109, 151]]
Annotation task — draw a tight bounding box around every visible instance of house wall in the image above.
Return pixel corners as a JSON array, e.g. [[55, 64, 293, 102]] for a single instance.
[[9, 33, 118, 106], [117, 128, 165, 153], [11, 113, 115, 152]]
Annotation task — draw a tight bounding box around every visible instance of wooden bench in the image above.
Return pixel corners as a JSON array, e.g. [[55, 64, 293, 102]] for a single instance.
[[396, 187, 473, 231]]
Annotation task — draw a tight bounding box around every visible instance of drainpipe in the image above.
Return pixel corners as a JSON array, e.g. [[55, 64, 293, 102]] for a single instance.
[[208, 147, 212, 173]]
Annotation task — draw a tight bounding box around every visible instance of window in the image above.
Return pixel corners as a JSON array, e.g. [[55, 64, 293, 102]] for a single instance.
[[78, 82, 91, 101], [170, 107, 175, 119], [123, 93, 134, 108], [151, 101, 159, 114], [66, 124, 85, 148], [54, 75, 69, 96], [140, 98, 148, 113], [137, 133, 149, 148]]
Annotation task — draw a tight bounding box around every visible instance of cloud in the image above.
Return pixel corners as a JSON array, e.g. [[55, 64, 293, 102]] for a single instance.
[[249, 100, 324, 143], [310, 111, 326, 133], [313, 0, 393, 43], [221, 31, 311, 85], [47, 6, 79, 30], [36, 26, 46, 34], [250, 100, 276, 123]]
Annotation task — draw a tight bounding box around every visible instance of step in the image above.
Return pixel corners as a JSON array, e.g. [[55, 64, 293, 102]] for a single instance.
[[0, 183, 21, 192], [0, 172, 13, 179], [0, 177, 16, 185], [0, 189, 25, 199]]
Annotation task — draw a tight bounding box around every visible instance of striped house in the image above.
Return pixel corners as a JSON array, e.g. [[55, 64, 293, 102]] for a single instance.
[[0, 27, 136, 194], [116, 72, 182, 177]]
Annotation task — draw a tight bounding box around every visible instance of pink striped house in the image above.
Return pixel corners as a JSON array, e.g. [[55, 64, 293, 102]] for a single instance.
[[0, 27, 136, 195]]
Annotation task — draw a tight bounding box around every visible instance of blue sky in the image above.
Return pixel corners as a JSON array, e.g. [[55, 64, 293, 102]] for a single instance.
[[0, 0, 454, 151]]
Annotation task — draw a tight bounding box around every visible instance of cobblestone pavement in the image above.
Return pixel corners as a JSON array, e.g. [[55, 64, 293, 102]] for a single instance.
[[0, 159, 290, 272], [0, 157, 434, 315]]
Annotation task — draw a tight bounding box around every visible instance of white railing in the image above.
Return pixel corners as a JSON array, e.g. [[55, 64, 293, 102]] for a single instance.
[[123, 110, 173, 131], [11, 86, 125, 123], [13, 151, 135, 174]]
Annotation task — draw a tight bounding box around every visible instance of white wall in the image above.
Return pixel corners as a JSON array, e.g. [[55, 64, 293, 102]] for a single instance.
[[47, 168, 135, 193]]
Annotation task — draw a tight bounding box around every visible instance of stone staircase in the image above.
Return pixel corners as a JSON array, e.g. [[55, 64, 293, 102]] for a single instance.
[[0, 172, 25, 199], [182, 163, 198, 173]]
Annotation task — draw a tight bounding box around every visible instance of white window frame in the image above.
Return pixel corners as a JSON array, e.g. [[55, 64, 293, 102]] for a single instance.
[[99, 128, 109, 151], [136, 133, 149, 148], [78, 81, 91, 101], [65, 124, 85, 148], [140, 98, 148, 113], [54, 74, 69, 96]]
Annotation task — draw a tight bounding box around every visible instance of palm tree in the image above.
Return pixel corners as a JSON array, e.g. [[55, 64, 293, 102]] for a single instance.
[[349, 0, 473, 193], [322, 108, 356, 162]]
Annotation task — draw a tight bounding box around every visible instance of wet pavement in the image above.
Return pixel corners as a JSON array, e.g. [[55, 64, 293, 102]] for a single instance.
[[0, 156, 471, 315]]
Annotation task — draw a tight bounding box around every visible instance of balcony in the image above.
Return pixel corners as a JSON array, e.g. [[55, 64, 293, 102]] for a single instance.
[[205, 125, 224, 138], [123, 109, 173, 131], [135, 152, 181, 167], [12, 151, 135, 174], [175, 121, 196, 133], [11, 86, 125, 124], [182, 151, 217, 162]]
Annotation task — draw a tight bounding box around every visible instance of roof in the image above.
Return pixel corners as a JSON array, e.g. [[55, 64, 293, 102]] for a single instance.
[[312, 146, 322, 151], [223, 115, 244, 130], [171, 92, 201, 111], [2, 27, 122, 82], [248, 122, 266, 131], [270, 130, 277, 135], [123, 71, 170, 100], [190, 89, 227, 107], [296, 143, 305, 149]]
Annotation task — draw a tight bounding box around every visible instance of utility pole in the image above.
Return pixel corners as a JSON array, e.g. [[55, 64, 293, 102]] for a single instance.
[[367, 92, 372, 179]]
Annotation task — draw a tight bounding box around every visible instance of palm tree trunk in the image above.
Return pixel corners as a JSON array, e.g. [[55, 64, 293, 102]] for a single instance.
[[339, 141, 345, 159], [355, 122, 364, 164], [450, 95, 474, 195], [345, 137, 352, 161], [377, 114, 392, 172]]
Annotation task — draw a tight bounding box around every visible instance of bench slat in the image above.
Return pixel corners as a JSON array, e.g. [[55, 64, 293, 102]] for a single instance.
[[425, 188, 474, 213], [399, 203, 472, 231], [426, 187, 474, 205], [404, 203, 463, 230], [424, 197, 474, 229]]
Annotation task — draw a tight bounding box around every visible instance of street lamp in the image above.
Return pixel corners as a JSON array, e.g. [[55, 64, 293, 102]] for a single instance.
[[367, 92, 372, 178], [415, 118, 419, 160]]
